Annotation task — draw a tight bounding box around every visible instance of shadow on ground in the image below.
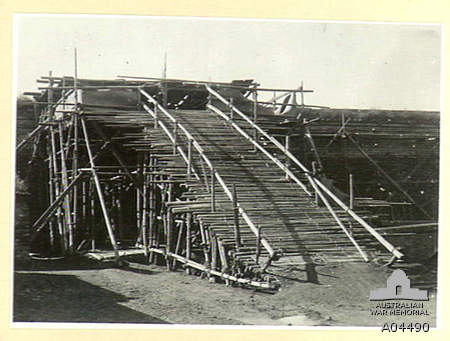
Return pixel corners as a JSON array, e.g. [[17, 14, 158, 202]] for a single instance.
[[13, 272, 169, 324]]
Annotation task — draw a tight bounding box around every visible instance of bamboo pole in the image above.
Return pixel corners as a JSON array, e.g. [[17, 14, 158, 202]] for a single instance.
[[232, 184, 241, 247], [32, 173, 84, 234], [90, 178, 96, 251], [349, 173, 354, 210], [199, 221, 210, 277], [185, 212, 192, 274], [173, 122, 178, 155], [217, 239, 230, 285], [256, 225, 262, 264], [172, 218, 185, 269], [141, 153, 148, 257], [46, 141, 55, 249], [147, 247, 278, 289], [148, 156, 156, 263], [211, 168, 216, 212], [58, 122, 74, 252], [187, 139, 192, 179], [209, 234, 218, 283], [50, 126, 67, 251], [166, 182, 173, 270], [136, 153, 142, 244], [80, 117, 121, 264]]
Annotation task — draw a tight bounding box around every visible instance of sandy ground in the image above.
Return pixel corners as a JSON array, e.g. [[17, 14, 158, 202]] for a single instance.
[[13, 255, 437, 327]]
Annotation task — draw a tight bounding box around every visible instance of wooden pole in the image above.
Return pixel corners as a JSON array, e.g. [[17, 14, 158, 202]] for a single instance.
[[172, 218, 185, 269], [252, 90, 258, 149], [50, 126, 66, 251], [217, 239, 230, 285], [58, 122, 74, 252], [284, 135, 290, 180], [90, 178, 96, 251], [229, 97, 234, 119], [187, 139, 192, 179], [173, 122, 178, 155], [136, 153, 142, 244], [349, 173, 354, 210], [209, 234, 218, 283], [46, 141, 55, 249], [166, 181, 173, 270], [199, 221, 210, 278], [141, 153, 148, 257], [211, 169, 216, 212], [232, 184, 241, 247], [72, 49, 79, 243], [148, 156, 156, 263], [185, 212, 192, 274], [312, 161, 319, 206], [32, 173, 84, 235], [80, 117, 121, 264], [256, 225, 262, 264]]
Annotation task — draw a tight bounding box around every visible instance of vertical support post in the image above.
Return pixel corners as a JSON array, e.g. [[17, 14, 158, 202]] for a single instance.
[[162, 83, 168, 109], [185, 212, 192, 274], [136, 153, 142, 244], [46, 141, 55, 249], [81, 179, 87, 225], [187, 139, 192, 179], [300, 81, 304, 106], [80, 117, 121, 264], [173, 122, 178, 155], [50, 126, 66, 251], [89, 178, 96, 251], [211, 169, 216, 213], [72, 50, 79, 243], [149, 156, 157, 263], [232, 184, 241, 248], [349, 173, 354, 236], [48, 71, 54, 118], [272, 91, 276, 111], [166, 180, 173, 270], [172, 219, 185, 269], [229, 97, 234, 119], [217, 240, 230, 285], [349, 173, 354, 210], [209, 234, 218, 283], [58, 122, 73, 252], [199, 222, 211, 279], [141, 153, 148, 257], [256, 225, 262, 264], [252, 90, 258, 148], [312, 161, 319, 206]]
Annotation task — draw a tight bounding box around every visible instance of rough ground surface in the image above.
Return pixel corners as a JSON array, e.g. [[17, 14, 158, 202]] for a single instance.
[[13, 256, 437, 327]]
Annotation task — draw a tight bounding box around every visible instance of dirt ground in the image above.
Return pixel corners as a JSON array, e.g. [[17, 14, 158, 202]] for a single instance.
[[13, 255, 437, 327]]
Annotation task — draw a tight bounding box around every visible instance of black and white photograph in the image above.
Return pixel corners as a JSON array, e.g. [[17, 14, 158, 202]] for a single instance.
[[13, 14, 440, 327]]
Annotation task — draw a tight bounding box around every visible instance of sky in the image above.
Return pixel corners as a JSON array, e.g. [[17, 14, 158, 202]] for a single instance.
[[14, 15, 441, 110]]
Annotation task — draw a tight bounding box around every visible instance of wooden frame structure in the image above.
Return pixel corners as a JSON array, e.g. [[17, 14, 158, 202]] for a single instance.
[[16, 73, 439, 289]]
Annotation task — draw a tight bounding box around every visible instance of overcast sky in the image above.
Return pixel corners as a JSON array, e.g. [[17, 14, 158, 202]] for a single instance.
[[14, 15, 441, 110]]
